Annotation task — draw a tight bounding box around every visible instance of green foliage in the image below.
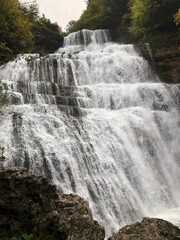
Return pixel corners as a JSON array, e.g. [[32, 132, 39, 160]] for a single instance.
[[32, 15, 63, 53], [67, 0, 128, 34], [129, 0, 179, 39], [0, 0, 34, 54], [0, 1, 63, 63], [0, 0, 178, 61], [20, 3, 39, 23], [66, 20, 78, 34], [67, 0, 179, 44], [128, 0, 153, 38], [21, 4, 63, 54]]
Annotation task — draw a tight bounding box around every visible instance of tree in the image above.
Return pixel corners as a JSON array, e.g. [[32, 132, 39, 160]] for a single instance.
[[0, 1, 63, 60], [129, 0, 179, 39], [21, 3, 64, 54], [20, 2, 39, 23], [0, 0, 34, 54], [67, 0, 128, 34], [66, 20, 77, 34], [32, 15, 63, 53], [128, 0, 151, 38]]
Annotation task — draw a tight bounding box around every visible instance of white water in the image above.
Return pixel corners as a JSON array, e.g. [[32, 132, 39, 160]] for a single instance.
[[0, 29, 180, 237]]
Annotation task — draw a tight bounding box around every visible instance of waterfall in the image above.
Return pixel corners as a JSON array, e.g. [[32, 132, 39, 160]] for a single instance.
[[63, 29, 111, 46], [0, 29, 180, 237]]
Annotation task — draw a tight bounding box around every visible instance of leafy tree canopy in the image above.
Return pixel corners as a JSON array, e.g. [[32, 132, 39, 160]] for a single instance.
[[0, 0, 34, 54], [21, 3, 63, 54], [67, 0, 128, 34], [0, 0, 64, 63], [67, 0, 179, 42], [129, 0, 179, 38]]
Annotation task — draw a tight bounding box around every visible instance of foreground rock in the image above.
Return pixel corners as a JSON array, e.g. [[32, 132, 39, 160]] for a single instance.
[[0, 167, 180, 240], [0, 168, 105, 240], [109, 217, 180, 240]]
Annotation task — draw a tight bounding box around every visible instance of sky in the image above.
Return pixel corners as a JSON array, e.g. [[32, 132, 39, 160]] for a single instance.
[[21, 0, 86, 30]]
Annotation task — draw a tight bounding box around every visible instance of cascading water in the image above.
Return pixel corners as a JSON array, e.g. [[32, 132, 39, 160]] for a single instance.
[[0, 29, 180, 237]]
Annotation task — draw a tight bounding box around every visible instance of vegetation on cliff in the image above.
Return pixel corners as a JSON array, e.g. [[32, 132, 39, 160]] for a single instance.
[[67, 0, 179, 41], [129, 0, 178, 39], [66, 0, 128, 37]]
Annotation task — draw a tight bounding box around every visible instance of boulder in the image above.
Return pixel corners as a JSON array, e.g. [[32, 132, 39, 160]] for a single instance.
[[108, 217, 180, 240]]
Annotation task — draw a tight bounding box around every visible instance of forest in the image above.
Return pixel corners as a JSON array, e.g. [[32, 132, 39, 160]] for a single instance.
[[0, 0, 63, 63], [0, 0, 179, 60], [67, 0, 179, 43]]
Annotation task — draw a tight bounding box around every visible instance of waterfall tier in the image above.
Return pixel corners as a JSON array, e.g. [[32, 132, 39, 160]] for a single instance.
[[0, 29, 180, 238], [63, 29, 111, 46]]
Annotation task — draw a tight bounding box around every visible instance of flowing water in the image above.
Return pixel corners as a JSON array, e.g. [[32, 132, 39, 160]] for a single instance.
[[0, 29, 180, 237]]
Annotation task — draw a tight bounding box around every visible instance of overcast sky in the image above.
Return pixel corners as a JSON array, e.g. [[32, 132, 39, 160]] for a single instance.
[[21, 0, 86, 30]]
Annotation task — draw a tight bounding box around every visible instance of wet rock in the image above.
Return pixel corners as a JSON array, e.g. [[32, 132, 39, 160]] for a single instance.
[[0, 168, 105, 240], [108, 217, 180, 240], [154, 46, 180, 83], [12, 112, 23, 129]]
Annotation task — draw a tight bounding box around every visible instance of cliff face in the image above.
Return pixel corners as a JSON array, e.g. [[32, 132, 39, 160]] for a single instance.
[[0, 168, 105, 240], [154, 46, 180, 84], [146, 31, 180, 84]]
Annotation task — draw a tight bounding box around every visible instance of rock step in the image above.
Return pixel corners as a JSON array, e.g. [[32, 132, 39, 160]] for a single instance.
[[10, 93, 90, 109], [16, 81, 81, 97]]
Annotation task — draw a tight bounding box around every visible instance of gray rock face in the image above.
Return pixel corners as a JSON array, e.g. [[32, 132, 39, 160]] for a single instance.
[[108, 217, 180, 240], [0, 168, 105, 240]]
